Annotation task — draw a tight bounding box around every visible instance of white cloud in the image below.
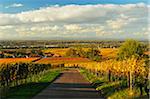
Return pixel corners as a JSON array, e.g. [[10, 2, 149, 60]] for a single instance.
[[0, 25, 13, 29], [0, 3, 148, 26], [64, 24, 82, 31], [107, 19, 127, 29], [0, 3, 149, 39], [106, 18, 137, 29], [106, 13, 138, 29], [5, 3, 23, 8]]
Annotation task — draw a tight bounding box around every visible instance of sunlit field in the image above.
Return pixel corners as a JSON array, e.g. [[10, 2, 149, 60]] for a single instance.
[[100, 48, 118, 59], [0, 57, 39, 64], [42, 48, 118, 59], [42, 48, 69, 56], [144, 51, 150, 55], [35, 57, 91, 65]]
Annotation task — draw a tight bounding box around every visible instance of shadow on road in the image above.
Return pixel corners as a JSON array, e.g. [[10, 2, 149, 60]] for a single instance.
[[32, 70, 105, 99]]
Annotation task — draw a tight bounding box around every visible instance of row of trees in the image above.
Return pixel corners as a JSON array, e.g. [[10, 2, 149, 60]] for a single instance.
[[0, 49, 45, 58], [66, 48, 102, 61]]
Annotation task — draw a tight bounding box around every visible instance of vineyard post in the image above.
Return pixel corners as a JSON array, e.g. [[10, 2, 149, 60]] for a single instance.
[[98, 71, 101, 77], [94, 67, 97, 76], [129, 70, 133, 96], [6, 65, 9, 87], [5, 65, 9, 98], [129, 58, 136, 96], [108, 70, 111, 82]]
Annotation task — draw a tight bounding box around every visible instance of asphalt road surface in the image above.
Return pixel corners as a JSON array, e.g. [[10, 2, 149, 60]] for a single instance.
[[33, 69, 104, 99]]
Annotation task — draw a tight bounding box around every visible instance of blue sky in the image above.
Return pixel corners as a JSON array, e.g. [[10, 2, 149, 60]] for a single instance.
[[0, 0, 149, 40], [0, 0, 148, 13]]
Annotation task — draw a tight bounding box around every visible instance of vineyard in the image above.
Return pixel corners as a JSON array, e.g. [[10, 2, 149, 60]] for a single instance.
[[64, 57, 149, 98], [0, 57, 149, 98], [0, 58, 39, 64], [0, 61, 52, 98], [35, 57, 91, 64], [0, 43, 149, 98], [36, 54, 149, 97]]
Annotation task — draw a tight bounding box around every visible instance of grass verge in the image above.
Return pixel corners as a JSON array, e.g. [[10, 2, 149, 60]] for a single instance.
[[79, 68, 148, 99], [108, 88, 148, 99], [5, 69, 60, 99]]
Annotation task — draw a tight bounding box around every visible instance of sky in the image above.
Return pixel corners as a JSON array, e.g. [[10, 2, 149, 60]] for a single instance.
[[0, 0, 149, 40]]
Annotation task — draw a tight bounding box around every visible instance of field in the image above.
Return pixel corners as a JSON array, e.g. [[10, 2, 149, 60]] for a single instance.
[[100, 48, 118, 59], [42, 48, 69, 56], [144, 51, 150, 55], [0, 57, 39, 64], [35, 57, 91, 64], [43, 48, 118, 59], [0, 48, 117, 64]]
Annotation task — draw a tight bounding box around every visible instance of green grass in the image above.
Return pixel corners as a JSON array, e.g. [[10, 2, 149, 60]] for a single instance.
[[79, 68, 149, 99], [79, 69, 98, 82], [80, 69, 121, 97], [79, 69, 127, 98], [108, 88, 148, 99], [5, 69, 60, 99], [96, 81, 124, 97]]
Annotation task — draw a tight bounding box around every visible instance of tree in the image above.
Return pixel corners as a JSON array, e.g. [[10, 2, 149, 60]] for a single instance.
[[0, 50, 4, 58], [76, 48, 86, 58], [65, 48, 102, 61], [86, 48, 102, 61], [117, 39, 145, 60], [31, 49, 37, 54], [65, 48, 79, 57]]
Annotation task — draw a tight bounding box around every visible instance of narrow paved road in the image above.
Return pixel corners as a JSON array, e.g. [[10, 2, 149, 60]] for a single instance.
[[33, 69, 104, 99]]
